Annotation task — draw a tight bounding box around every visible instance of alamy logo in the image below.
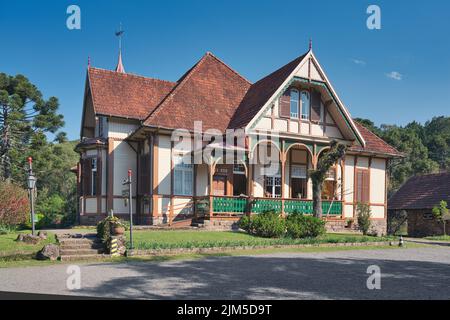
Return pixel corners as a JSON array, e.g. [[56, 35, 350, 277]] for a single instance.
[[366, 5, 381, 30], [366, 265, 381, 290], [66, 5, 81, 30], [66, 265, 81, 290]]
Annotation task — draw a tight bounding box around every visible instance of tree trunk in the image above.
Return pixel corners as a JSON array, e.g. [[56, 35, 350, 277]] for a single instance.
[[313, 180, 322, 218]]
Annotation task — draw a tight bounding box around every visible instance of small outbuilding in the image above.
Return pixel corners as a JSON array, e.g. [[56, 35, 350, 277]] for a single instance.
[[388, 172, 450, 237]]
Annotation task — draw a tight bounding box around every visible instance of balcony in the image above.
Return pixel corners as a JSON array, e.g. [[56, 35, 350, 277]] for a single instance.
[[195, 196, 343, 218]]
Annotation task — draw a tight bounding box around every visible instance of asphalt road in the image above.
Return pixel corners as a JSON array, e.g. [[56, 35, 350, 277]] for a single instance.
[[1, 246, 450, 300]]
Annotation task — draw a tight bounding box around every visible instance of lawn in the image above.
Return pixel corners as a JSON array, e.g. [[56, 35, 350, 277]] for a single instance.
[[424, 235, 450, 241], [132, 230, 391, 250], [0, 231, 56, 260]]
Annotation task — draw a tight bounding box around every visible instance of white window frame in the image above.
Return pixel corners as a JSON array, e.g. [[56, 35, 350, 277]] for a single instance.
[[233, 163, 246, 175], [290, 89, 299, 119], [173, 155, 193, 196], [300, 90, 310, 120], [91, 158, 97, 196], [264, 175, 282, 198]]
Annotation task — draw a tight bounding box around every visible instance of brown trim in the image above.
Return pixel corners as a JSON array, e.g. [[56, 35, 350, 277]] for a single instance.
[[96, 148, 102, 215], [169, 140, 174, 226], [384, 159, 389, 219], [107, 138, 114, 213], [341, 158, 345, 201], [353, 155, 357, 218], [271, 104, 275, 130], [368, 157, 372, 204], [151, 133, 159, 219]]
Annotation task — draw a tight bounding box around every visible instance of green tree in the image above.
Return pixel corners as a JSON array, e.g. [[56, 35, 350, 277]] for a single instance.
[[432, 200, 450, 236], [310, 141, 346, 218], [424, 117, 450, 170], [0, 73, 64, 182]]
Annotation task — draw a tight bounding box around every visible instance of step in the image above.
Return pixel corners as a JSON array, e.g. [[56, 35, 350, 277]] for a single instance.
[[60, 243, 104, 250], [60, 254, 111, 262], [60, 248, 104, 256]]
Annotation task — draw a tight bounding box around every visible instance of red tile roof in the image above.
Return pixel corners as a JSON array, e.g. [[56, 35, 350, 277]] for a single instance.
[[229, 54, 306, 129], [143, 52, 251, 132], [88, 67, 175, 120], [388, 173, 450, 210], [86, 53, 401, 157], [350, 122, 402, 157]]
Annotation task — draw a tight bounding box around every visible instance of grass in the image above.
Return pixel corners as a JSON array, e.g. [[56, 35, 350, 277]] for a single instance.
[[0, 231, 56, 262], [424, 235, 450, 241], [131, 230, 393, 250]]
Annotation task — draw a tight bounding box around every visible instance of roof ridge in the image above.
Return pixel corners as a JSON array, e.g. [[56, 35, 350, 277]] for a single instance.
[[205, 52, 252, 85], [253, 53, 307, 86], [142, 53, 210, 124], [87, 66, 176, 85], [144, 51, 250, 125]]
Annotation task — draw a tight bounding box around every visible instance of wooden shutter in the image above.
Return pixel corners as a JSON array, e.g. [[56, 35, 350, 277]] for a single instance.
[[279, 89, 291, 118], [96, 155, 102, 196], [356, 169, 370, 204], [311, 90, 321, 122], [82, 158, 92, 196], [139, 153, 150, 195]]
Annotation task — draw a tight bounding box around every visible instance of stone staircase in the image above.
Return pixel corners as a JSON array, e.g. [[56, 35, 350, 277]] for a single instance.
[[57, 234, 108, 262]]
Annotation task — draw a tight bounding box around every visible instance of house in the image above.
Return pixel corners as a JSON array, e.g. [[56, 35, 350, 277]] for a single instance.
[[75, 46, 402, 235], [388, 172, 450, 236]]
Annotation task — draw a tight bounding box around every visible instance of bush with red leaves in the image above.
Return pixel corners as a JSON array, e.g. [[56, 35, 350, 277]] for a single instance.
[[0, 182, 29, 226]]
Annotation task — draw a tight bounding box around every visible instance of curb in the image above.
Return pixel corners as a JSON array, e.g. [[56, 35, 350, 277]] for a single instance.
[[128, 241, 392, 257]]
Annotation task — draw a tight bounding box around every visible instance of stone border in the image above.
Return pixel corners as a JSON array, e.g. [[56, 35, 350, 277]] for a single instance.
[[128, 241, 392, 257]]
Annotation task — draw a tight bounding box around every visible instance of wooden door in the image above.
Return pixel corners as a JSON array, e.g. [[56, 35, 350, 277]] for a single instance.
[[213, 175, 227, 196]]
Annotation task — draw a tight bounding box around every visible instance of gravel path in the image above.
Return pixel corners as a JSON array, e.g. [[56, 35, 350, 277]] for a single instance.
[[1, 246, 449, 300]]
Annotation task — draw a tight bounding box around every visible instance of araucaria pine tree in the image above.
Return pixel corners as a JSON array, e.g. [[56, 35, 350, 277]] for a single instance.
[[0, 73, 64, 182]]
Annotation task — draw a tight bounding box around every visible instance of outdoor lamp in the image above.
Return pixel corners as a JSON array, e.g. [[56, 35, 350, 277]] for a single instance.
[[27, 174, 37, 190]]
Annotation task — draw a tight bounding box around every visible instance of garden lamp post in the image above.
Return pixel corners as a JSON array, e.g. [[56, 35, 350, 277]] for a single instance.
[[27, 157, 37, 236], [123, 169, 133, 252]]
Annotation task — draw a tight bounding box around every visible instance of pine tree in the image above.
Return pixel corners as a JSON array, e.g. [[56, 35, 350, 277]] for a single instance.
[[0, 73, 64, 182]]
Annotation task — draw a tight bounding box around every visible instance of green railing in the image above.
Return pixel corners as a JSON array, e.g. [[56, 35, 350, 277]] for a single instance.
[[250, 198, 283, 213], [284, 200, 314, 214], [210, 196, 342, 216], [213, 197, 247, 214], [322, 201, 343, 216]]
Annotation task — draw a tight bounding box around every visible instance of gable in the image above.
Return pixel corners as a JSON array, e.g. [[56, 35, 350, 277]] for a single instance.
[[230, 51, 365, 147]]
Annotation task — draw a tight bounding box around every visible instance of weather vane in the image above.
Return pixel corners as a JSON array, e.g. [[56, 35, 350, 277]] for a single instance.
[[115, 23, 125, 51]]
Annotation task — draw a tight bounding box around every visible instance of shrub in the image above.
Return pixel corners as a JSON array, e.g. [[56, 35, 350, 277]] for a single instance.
[[238, 215, 251, 232], [357, 203, 372, 235], [0, 181, 29, 226], [35, 194, 65, 228], [286, 213, 326, 238], [246, 211, 285, 238]]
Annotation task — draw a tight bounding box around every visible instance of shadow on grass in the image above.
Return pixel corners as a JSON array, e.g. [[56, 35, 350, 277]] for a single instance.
[[79, 248, 450, 300]]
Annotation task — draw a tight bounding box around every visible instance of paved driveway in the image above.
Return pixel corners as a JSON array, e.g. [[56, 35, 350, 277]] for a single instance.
[[1, 246, 450, 299]]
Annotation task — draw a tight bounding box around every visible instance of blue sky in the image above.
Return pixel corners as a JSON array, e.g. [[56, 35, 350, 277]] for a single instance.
[[1, 0, 449, 140]]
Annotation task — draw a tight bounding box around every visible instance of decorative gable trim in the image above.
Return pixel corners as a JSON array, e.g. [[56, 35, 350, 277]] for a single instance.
[[245, 51, 366, 147]]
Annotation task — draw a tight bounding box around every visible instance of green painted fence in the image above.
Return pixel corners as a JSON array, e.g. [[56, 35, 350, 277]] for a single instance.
[[211, 197, 342, 216]]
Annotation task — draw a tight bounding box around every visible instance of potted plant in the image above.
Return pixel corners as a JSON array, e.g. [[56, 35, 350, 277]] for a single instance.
[[109, 216, 126, 235]]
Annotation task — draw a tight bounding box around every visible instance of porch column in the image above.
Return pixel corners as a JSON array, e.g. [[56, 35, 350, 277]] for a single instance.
[[208, 163, 214, 219], [281, 152, 286, 216], [246, 156, 254, 217], [151, 134, 159, 225]]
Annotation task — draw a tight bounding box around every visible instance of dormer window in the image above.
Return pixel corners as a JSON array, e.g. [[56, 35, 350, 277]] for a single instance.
[[290, 89, 299, 118], [300, 91, 310, 120]]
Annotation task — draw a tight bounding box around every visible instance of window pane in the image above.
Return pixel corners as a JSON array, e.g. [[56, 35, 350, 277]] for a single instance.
[[184, 170, 193, 196], [292, 165, 307, 178], [290, 90, 299, 118], [301, 91, 310, 120], [174, 170, 183, 195]]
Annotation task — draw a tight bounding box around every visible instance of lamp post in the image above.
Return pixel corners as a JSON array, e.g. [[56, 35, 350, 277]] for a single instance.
[[123, 169, 133, 252], [27, 157, 37, 236]]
